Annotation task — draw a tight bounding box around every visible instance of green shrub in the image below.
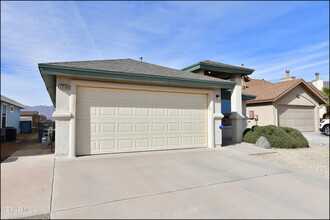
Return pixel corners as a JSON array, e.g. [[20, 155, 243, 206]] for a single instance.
[[243, 125, 309, 148]]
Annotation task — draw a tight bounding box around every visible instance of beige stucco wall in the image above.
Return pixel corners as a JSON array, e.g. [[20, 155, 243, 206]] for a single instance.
[[275, 85, 318, 106], [53, 76, 72, 157], [246, 104, 275, 128], [247, 84, 320, 132]]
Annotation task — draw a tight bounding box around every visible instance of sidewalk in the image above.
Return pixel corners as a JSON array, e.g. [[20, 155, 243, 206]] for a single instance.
[[1, 149, 54, 219]]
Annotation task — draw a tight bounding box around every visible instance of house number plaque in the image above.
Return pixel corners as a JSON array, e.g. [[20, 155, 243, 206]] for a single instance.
[[58, 83, 71, 90]]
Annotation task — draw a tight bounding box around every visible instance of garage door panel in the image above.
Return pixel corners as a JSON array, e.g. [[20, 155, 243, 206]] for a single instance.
[[278, 106, 314, 132], [89, 121, 206, 135], [79, 135, 208, 154], [76, 86, 208, 155], [99, 140, 115, 150], [100, 123, 115, 133]]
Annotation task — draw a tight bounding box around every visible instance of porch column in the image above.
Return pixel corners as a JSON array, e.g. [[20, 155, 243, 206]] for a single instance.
[[68, 83, 76, 158], [230, 74, 245, 142], [214, 89, 223, 148]]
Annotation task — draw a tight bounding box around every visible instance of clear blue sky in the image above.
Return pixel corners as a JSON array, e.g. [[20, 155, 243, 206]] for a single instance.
[[1, 1, 329, 106]]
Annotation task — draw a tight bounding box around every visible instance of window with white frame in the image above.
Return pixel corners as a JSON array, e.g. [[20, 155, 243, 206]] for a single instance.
[[2, 104, 7, 128]]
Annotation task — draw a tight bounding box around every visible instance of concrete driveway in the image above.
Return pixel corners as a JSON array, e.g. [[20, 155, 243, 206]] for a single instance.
[[302, 132, 329, 147], [1, 149, 54, 219], [51, 148, 329, 219]]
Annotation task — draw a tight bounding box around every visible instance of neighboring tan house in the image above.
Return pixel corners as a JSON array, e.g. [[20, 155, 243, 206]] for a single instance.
[[310, 72, 329, 118], [20, 111, 47, 129], [243, 70, 327, 132], [0, 95, 26, 134], [39, 59, 255, 158]]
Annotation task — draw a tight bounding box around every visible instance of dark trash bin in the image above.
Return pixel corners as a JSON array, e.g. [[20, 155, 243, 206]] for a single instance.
[[0, 128, 6, 142], [4, 127, 17, 142]]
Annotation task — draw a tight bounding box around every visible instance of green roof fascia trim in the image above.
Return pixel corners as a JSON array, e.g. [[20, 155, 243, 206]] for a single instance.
[[39, 64, 237, 106], [181, 63, 202, 72], [242, 93, 256, 100], [221, 89, 256, 100], [39, 68, 57, 106], [182, 62, 254, 75]]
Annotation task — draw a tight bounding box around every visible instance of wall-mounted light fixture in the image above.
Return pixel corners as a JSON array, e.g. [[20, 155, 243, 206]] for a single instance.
[[208, 71, 211, 74], [216, 94, 220, 99]]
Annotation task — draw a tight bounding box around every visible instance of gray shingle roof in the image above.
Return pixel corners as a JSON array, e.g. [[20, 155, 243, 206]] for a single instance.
[[200, 60, 254, 71], [41, 58, 231, 83]]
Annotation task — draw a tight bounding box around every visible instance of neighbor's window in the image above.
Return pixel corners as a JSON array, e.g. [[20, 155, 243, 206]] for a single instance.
[[10, 105, 14, 112]]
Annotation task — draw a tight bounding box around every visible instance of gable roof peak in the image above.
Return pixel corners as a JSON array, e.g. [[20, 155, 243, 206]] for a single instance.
[[244, 78, 326, 104]]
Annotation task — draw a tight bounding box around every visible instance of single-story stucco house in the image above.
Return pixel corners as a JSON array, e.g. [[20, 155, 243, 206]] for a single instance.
[[243, 70, 327, 132], [1, 95, 26, 134], [20, 111, 47, 128], [39, 59, 256, 158]]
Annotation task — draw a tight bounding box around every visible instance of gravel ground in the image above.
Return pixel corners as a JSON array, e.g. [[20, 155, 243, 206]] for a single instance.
[[255, 145, 329, 178]]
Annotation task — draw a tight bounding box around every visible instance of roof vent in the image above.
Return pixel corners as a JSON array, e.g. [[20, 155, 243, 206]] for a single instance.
[[139, 57, 143, 62], [281, 69, 296, 81], [315, 72, 319, 80], [286, 69, 290, 78]]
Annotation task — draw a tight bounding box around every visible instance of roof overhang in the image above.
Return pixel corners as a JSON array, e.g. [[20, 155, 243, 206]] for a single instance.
[[242, 93, 257, 100], [182, 62, 255, 75], [221, 89, 256, 100], [39, 64, 237, 106], [0, 95, 26, 109]]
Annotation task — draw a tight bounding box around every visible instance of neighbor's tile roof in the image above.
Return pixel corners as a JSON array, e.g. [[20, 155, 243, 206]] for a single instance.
[[20, 111, 39, 116], [243, 78, 326, 104], [41, 58, 231, 83], [0, 95, 26, 109]]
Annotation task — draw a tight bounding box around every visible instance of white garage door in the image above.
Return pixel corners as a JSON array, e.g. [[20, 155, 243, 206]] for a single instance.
[[76, 86, 208, 155], [278, 105, 314, 131]]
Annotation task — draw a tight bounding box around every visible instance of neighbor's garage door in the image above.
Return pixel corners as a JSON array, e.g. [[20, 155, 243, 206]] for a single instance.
[[278, 105, 314, 131], [76, 86, 208, 155]]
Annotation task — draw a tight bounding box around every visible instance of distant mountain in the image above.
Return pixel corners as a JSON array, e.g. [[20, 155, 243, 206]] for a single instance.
[[22, 105, 56, 120]]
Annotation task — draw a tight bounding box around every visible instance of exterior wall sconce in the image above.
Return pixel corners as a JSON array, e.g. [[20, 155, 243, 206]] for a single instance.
[[216, 94, 220, 99]]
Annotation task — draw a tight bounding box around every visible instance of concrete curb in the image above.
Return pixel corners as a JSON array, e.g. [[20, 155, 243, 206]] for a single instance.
[[248, 151, 277, 156]]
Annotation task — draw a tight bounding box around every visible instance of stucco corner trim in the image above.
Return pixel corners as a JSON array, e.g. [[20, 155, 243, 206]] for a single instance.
[[213, 113, 224, 119], [52, 112, 72, 120], [230, 112, 245, 120]]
